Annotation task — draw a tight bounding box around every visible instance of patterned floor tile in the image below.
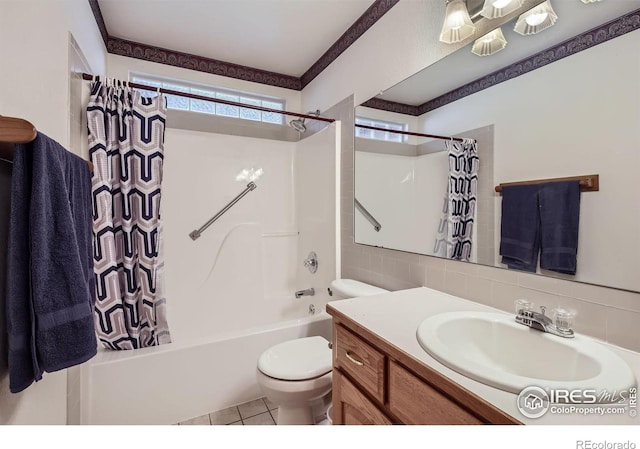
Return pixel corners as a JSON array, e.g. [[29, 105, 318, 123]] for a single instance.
[[238, 398, 268, 419], [243, 411, 275, 425], [263, 397, 277, 411], [210, 406, 241, 425]]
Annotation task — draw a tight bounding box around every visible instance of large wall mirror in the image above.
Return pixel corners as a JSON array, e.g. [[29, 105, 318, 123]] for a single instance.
[[354, 1, 640, 292]]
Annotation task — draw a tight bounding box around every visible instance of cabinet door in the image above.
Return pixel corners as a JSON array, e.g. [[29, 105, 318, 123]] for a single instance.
[[388, 361, 483, 425], [333, 369, 393, 425]]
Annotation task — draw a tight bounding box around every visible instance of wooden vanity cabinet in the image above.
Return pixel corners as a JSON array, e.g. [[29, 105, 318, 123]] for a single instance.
[[327, 306, 520, 425]]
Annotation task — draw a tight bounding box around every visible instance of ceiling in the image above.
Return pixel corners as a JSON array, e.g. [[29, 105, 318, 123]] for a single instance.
[[97, 0, 376, 77], [377, 0, 640, 106]]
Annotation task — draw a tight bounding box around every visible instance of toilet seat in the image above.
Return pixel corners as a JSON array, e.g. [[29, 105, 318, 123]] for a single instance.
[[258, 336, 332, 381]]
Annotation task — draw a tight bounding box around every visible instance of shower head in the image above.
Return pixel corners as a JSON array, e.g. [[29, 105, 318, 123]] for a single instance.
[[289, 110, 321, 133], [289, 117, 307, 133]]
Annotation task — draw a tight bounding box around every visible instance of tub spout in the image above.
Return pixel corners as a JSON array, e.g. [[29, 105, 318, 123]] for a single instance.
[[295, 288, 315, 299]]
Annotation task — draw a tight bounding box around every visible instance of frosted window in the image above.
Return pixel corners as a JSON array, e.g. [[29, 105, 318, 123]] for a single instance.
[[239, 97, 262, 121], [262, 101, 283, 124], [131, 74, 285, 125], [190, 88, 216, 114], [356, 116, 407, 143]]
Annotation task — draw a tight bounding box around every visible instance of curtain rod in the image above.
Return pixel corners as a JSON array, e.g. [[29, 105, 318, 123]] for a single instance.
[[81, 73, 335, 123], [355, 124, 469, 143]]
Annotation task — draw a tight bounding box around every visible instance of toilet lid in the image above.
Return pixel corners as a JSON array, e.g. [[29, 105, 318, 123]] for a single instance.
[[330, 279, 389, 298], [258, 336, 332, 381]]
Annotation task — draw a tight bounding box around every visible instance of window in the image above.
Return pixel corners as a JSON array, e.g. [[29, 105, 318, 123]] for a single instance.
[[131, 74, 286, 125], [355, 116, 408, 143]]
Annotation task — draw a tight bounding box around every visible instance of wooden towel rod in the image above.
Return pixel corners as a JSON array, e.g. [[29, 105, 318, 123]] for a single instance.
[[495, 174, 599, 193], [0, 115, 94, 172]]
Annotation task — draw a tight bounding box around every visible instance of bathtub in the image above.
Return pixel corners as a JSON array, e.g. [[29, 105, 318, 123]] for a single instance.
[[75, 310, 332, 425]]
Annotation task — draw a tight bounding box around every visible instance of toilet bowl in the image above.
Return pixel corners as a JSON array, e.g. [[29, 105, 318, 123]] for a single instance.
[[256, 279, 388, 425]]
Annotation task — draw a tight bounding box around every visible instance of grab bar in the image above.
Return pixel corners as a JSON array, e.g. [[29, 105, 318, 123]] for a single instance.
[[354, 198, 381, 232], [189, 182, 257, 240]]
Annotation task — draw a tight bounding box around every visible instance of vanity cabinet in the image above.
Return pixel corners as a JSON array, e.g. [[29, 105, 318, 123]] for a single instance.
[[328, 306, 520, 425]]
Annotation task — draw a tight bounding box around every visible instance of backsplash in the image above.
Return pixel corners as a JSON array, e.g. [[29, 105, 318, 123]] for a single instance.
[[334, 97, 640, 353]]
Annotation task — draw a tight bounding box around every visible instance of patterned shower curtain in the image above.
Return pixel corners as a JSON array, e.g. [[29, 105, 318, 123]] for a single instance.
[[433, 138, 479, 262], [88, 80, 171, 349]]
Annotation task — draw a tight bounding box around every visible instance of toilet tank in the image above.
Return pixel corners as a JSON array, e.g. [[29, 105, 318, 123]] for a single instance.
[[329, 279, 389, 300]]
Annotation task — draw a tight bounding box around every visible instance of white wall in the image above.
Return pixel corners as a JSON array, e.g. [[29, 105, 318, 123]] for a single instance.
[[0, 0, 106, 425], [161, 129, 297, 342], [301, 0, 467, 113], [418, 30, 640, 292]]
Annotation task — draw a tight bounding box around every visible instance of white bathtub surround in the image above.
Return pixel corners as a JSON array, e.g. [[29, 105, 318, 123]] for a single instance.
[[295, 122, 342, 297], [74, 122, 341, 424]]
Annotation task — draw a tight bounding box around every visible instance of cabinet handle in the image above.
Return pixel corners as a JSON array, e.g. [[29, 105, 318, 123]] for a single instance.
[[345, 351, 364, 366]]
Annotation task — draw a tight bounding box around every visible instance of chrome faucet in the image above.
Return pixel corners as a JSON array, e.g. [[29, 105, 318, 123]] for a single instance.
[[303, 251, 318, 274], [514, 300, 575, 338], [295, 288, 315, 299]]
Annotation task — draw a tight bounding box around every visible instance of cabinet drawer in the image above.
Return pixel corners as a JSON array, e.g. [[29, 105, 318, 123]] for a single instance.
[[333, 370, 393, 425], [335, 325, 385, 403], [389, 361, 483, 425]]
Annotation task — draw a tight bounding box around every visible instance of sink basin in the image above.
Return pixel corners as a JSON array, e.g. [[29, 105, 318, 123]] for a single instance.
[[416, 311, 636, 402]]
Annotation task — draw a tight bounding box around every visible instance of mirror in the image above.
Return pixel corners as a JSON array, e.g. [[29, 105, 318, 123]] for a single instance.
[[354, 1, 640, 292]]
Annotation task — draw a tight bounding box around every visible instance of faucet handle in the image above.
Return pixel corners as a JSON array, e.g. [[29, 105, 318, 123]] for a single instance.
[[514, 299, 534, 315], [540, 305, 547, 316], [552, 307, 576, 331]]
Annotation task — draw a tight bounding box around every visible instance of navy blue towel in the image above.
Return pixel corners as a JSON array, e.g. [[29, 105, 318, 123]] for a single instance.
[[499, 181, 580, 275], [499, 184, 540, 272], [539, 181, 581, 275], [6, 132, 96, 393]]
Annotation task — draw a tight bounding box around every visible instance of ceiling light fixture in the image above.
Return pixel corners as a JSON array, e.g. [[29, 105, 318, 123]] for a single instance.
[[514, 0, 558, 36], [580, 0, 601, 3], [471, 27, 508, 56], [480, 0, 524, 19], [439, 0, 476, 44]]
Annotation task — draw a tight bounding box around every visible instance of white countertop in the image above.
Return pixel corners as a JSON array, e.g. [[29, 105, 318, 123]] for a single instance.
[[328, 287, 640, 425]]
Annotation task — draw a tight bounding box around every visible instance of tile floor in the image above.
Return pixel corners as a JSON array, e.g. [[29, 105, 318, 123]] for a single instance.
[[177, 397, 330, 425]]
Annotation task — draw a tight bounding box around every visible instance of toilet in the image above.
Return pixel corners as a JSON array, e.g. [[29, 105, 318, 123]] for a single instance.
[[256, 279, 388, 425]]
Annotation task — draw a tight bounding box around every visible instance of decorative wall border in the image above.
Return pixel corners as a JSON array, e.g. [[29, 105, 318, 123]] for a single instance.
[[364, 8, 640, 116], [107, 38, 302, 90], [300, 0, 400, 87], [88, 0, 399, 91], [360, 97, 420, 115]]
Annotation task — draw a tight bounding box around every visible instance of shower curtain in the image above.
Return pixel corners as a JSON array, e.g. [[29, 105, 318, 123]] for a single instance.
[[88, 80, 171, 349], [433, 138, 478, 262]]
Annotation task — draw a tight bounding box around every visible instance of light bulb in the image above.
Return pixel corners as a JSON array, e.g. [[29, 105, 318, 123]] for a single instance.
[[481, 0, 524, 19], [514, 1, 557, 36], [525, 12, 548, 26]]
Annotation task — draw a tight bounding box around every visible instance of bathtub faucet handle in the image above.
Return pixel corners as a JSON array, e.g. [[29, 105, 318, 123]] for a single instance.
[[303, 251, 318, 274]]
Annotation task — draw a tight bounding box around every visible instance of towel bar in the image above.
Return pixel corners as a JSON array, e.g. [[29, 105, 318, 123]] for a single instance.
[[495, 174, 599, 194]]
